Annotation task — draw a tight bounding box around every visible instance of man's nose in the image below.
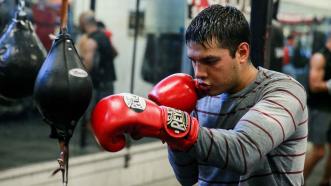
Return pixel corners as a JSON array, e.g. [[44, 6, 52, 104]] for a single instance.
[[193, 62, 207, 79]]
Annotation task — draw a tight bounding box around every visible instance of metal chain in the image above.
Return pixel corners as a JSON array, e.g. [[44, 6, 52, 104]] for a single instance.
[[18, 0, 25, 11]]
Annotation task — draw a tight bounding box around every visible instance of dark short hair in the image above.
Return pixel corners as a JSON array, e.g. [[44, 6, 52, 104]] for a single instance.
[[185, 5, 250, 58], [97, 21, 106, 29]]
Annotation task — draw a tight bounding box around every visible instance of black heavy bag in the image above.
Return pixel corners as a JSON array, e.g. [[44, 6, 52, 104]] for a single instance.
[[34, 30, 92, 141], [0, 5, 46, 99]]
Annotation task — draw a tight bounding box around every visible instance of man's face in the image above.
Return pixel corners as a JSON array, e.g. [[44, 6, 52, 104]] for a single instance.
[[187, 41, 241, 96], [79, 18, 86, 33]]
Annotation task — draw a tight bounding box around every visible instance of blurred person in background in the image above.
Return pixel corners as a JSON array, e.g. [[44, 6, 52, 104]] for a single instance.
[[78, 11, 117, 97], [282, 34, 297, 78], [304, 34, 331, 186], [283, 33, 310, 89], [96, 20, 118, 64], [77, 11, 117, 147], [269, 23, 284, 73]]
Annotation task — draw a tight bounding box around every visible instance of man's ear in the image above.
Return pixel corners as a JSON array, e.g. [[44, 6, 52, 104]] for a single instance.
[[236, 42, 250, 63]]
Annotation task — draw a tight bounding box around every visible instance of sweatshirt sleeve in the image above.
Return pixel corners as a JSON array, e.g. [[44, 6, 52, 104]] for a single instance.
[[189, 79, 307, 174], [168, 148, 198, 186]]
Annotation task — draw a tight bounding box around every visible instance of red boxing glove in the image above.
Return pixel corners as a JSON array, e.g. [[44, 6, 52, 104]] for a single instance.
[[148, 73, 204, 113], [91, 93, 199, 152]]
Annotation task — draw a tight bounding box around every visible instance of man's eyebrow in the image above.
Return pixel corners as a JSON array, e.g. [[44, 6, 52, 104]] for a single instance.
[[199, 56, 220, 62], [188, 55, 219, 61], [202, 56, 219, 60]]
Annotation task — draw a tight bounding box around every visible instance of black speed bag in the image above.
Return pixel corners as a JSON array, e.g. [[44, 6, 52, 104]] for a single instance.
[[0, 14, 46, 99], [34, 32, 92, 138]]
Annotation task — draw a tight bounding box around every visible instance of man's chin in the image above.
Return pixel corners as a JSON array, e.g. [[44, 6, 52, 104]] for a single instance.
[[206, 91, 220, 96], [207, 89, 225, 96]]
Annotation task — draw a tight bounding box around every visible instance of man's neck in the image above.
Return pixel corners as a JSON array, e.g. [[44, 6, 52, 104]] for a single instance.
[[228, 63, 258, 94], [233, 63, 258, 93], [244, 63, 258, 84]]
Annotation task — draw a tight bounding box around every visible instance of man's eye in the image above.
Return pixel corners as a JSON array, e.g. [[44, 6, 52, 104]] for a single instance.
[[204, 59, 218, 64]]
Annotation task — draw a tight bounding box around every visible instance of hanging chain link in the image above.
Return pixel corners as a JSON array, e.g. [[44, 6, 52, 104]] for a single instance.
[[18, 0, 25, 11]]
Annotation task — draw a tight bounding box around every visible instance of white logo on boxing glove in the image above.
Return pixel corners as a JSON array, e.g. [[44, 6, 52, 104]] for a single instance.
[[123, 93, 146, 112], [167, 108, 188, 134]]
